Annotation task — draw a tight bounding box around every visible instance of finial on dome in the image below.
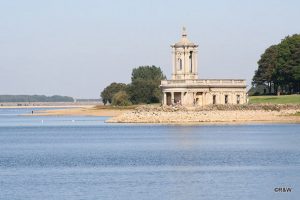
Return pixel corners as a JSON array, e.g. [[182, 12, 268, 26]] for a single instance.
[[182, 26, 187, 37]]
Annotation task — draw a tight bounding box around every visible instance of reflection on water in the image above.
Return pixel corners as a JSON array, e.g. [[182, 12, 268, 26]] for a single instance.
[[0, 108, 299, 200]]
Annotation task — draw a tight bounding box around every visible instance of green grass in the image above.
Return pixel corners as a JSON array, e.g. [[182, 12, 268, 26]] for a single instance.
[[93, 103, 161, 110], [249, 95, 300, 104], [93, 105, 138, 110], [293, 112, 300, 116]]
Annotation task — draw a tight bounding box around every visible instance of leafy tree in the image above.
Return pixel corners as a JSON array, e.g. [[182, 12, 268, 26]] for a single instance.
[[291, 46, 300, 91], [111, 91, 132, 106], [252, 34, 300, 94], [100, 82, 127, 105], [252, 45, 278, 92], [275, 34, 300, 93], [127, 66, 165, 104]]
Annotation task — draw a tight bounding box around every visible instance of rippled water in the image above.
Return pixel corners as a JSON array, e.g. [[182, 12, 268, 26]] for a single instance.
[[0, 108, 299, 200]]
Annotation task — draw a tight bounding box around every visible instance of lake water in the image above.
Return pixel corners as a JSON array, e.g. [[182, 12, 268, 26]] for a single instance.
[[0, 108, 299, 200]]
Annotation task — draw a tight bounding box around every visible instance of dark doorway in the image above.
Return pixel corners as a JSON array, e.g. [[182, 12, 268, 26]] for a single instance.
[[225, 95, 228, 104], [174, 92, 182, 104], [237, 95, 240, 104], [166, 93, 172, 105]]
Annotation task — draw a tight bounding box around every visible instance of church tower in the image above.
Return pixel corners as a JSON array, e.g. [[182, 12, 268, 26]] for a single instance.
[[171, 27, 198, 80]]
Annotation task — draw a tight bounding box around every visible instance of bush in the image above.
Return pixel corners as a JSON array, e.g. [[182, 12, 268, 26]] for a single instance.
[[111, 91, 132, 106], [100, 82, 127, 105], [127, 65, 165, 104]]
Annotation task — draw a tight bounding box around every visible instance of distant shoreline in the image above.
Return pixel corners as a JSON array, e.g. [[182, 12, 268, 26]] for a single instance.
[[0, 105, 90, 109], [0, 101, 101, 109]]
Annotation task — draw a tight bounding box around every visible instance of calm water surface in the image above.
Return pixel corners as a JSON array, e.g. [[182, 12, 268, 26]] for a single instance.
[[0, 108, 299, 200]]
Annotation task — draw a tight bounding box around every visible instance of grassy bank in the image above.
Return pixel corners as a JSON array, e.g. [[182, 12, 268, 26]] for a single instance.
[[249, 95, 300, 104], [94, 105, 138, 110], [94, 104, 160, 110], [293, 112, 300, 116]]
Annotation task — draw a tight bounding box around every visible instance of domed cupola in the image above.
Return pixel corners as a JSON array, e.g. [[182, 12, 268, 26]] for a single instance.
[[173, 27, 197, 48], [171, 27, 198, 80]]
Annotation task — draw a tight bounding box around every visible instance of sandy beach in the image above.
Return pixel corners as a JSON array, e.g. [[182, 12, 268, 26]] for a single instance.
[[27, 105, 133, 117]]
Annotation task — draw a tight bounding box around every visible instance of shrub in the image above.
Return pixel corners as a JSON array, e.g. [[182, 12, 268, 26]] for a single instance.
[[111, 91, 132, 106], [100, 82, 127, 105]]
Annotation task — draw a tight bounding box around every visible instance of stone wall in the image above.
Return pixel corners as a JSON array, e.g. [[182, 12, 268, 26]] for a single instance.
[[162, 87, 246, 106]]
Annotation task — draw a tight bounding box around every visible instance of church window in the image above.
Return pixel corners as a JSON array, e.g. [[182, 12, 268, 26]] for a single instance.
[[213, 95, 216, 104], [178, 58, 182, 70]]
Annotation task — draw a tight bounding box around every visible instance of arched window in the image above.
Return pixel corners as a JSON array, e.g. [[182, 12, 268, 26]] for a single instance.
[[178, 58, 182, 70], [189, 51, 193, 73]]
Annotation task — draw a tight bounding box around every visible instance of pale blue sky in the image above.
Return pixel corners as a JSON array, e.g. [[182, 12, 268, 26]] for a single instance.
[[0, 0, 299, 98]]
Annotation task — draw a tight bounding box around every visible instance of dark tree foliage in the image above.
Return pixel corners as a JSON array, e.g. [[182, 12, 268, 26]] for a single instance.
[[100, 82, 127, 105], [127, 66, 166, 104], [252, 34, 300, 94], [253, 45, 278, 92], [100, 66, 165, 105]]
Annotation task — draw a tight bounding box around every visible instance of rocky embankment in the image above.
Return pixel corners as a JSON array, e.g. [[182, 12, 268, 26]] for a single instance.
[[106, 104, 300, 124]]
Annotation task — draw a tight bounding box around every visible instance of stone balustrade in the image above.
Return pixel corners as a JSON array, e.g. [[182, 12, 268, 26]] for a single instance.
[[161, 79, 246, 87]]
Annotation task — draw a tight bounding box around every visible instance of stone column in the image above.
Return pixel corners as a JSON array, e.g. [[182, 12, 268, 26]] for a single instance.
[[183, 49, 187, 76], [171, 92, 174, 105], [193, 92, 195, 106], [172, 49, 176, 79], [185, 49, 189, 74], [181, 92, 184, 105], [163, 92, 167, 105], [194, 51, 198, 77], [192, 51, 195, 76]]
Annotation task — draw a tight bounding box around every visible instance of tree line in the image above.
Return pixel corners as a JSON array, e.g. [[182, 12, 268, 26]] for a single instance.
[[0, 95, 74, 102], [252, 34, 300, 94], [100, 65, 165, 106]]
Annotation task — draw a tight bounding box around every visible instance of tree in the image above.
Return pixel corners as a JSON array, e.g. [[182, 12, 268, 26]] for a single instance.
[[100, 82, 127, 105], [252, 34, 300, 94], [127, 66, 166, 104], [275, 34, 300, 93], [111, 91, 132, 106], [291, 45, 300, 92], [252, 45, 278, 92]]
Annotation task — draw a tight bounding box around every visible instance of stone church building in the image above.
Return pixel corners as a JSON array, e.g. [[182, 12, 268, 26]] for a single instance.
[[160, 28, 247, 106]]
